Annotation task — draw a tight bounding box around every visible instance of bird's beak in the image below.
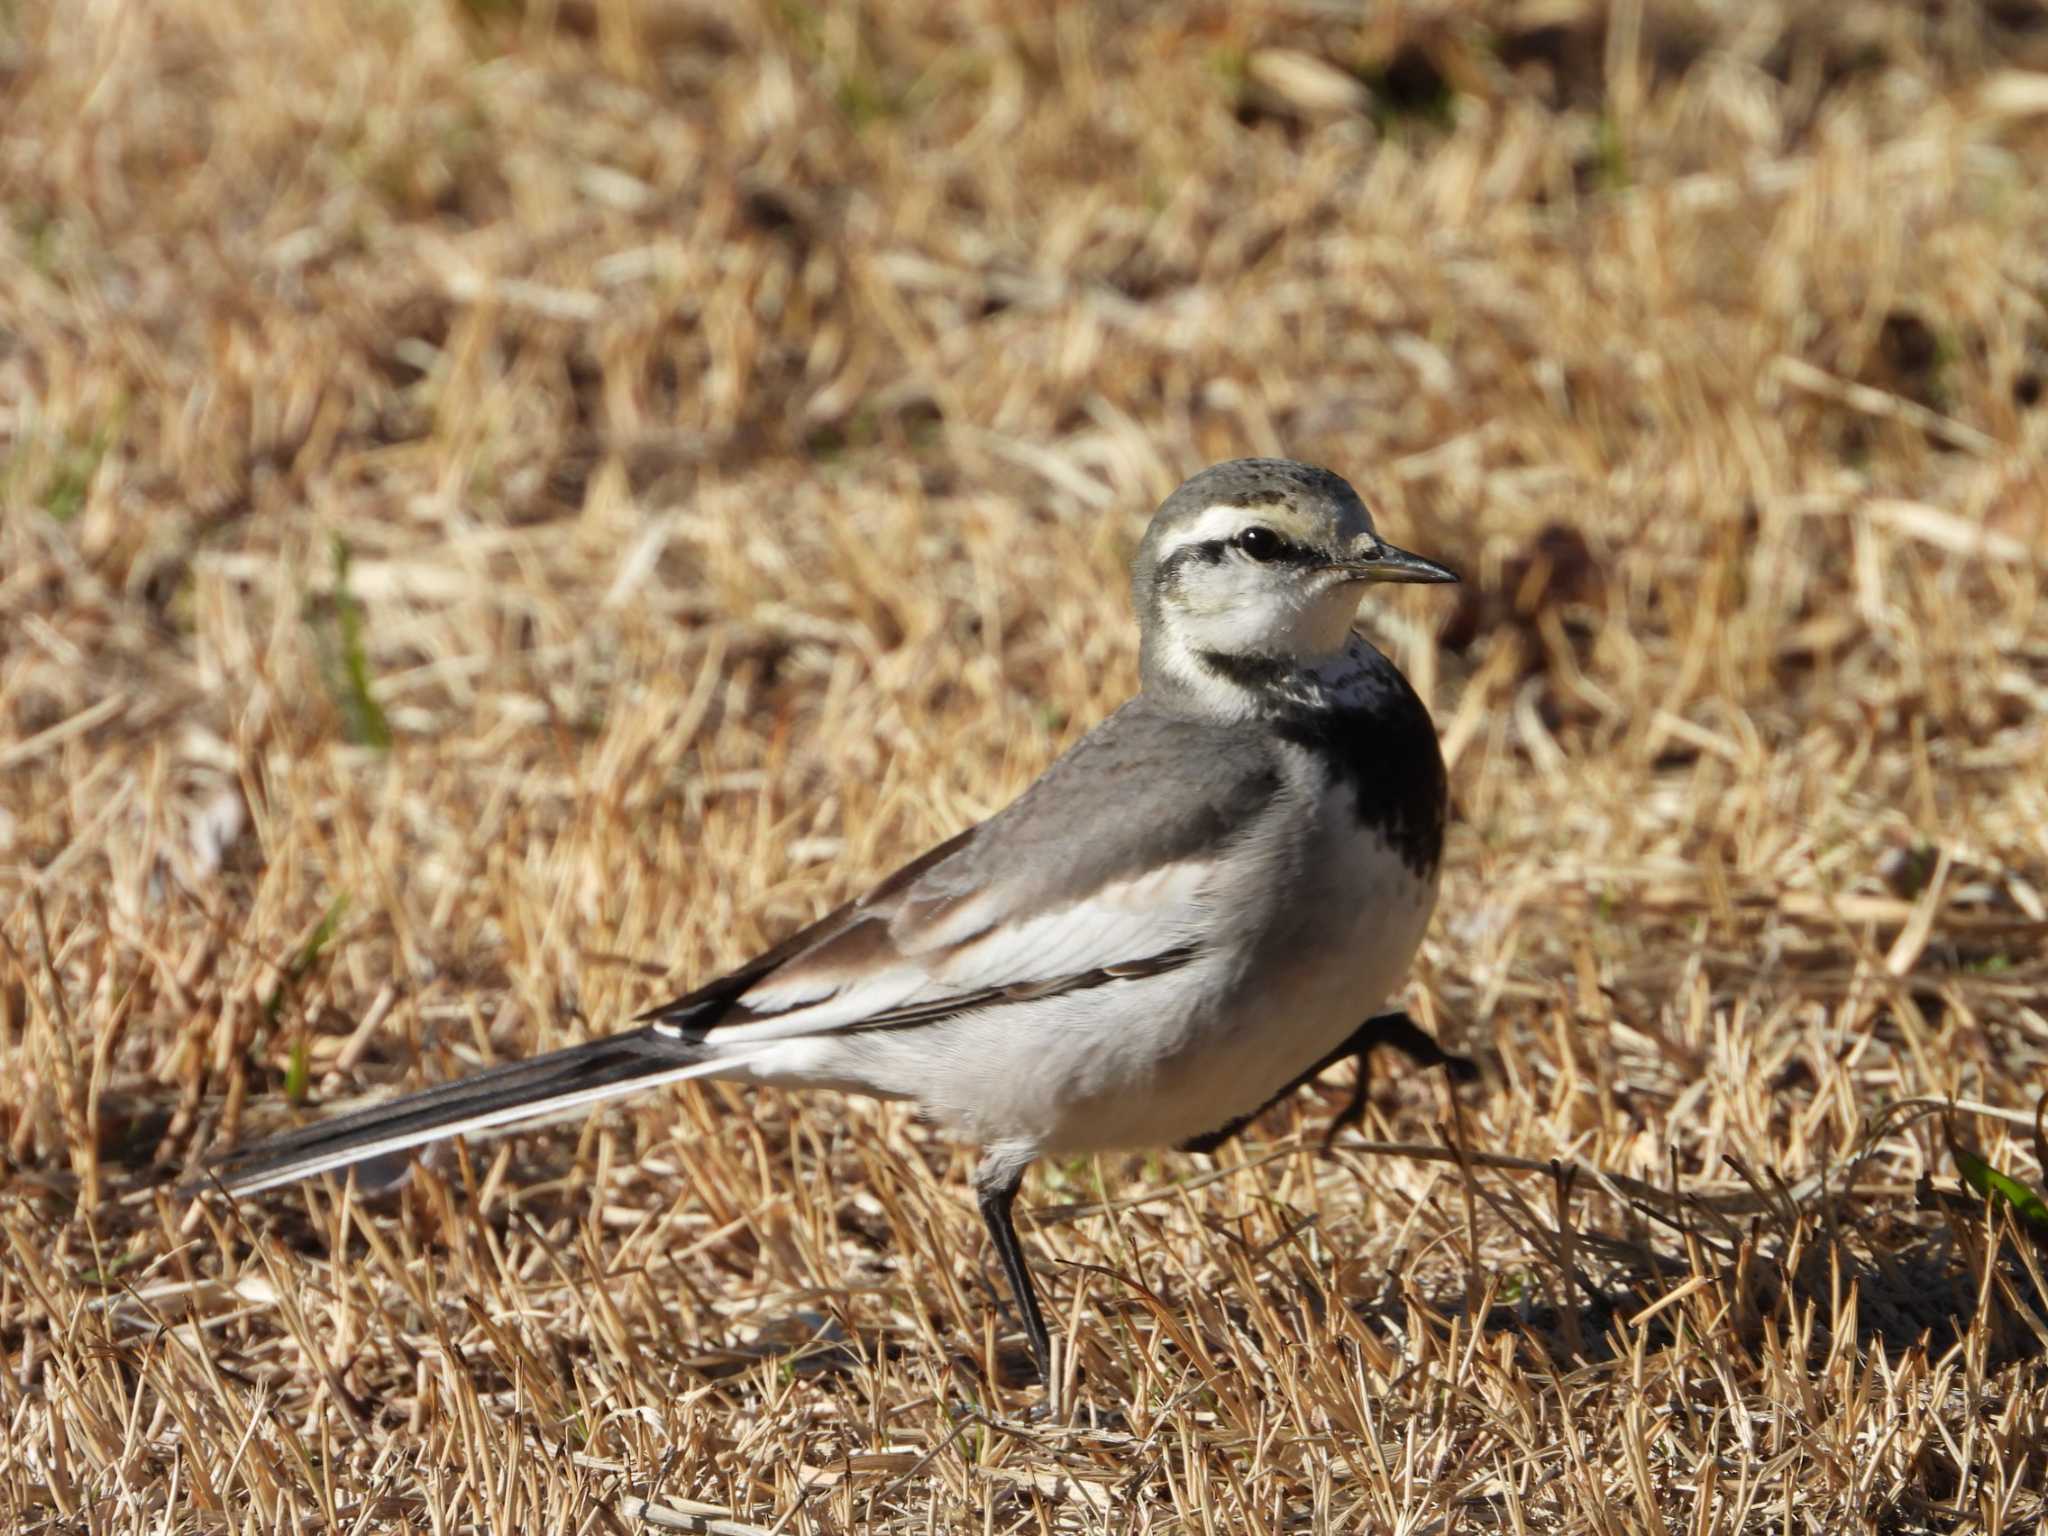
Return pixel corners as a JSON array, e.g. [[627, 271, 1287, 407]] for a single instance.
[[1325, 539, 1460, 585]]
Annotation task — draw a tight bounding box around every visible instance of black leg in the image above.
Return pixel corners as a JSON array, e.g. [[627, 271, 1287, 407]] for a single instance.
[[1317, 1012, 1478, 1149], [1179, 1011, 1478, 1155], [974, 1155, 1050, 1381]]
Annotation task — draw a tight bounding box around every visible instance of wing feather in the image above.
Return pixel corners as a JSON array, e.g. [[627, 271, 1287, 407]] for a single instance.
[[697, 859, 1216, 1046], [636, 697, 1279, 1047]]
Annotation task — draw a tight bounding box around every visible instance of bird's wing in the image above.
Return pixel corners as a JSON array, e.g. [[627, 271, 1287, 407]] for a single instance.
[[639, 698, 1282, 1045]]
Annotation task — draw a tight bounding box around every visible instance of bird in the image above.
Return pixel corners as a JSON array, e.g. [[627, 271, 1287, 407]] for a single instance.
[[198, 458, 1470, 1385]]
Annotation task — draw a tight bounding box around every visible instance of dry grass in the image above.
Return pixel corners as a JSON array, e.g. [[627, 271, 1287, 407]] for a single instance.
[[5, 0, 2048, 1529]]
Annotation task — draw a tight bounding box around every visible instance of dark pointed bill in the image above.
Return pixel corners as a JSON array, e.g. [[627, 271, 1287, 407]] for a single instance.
[[1330, 541, 1460, 585]]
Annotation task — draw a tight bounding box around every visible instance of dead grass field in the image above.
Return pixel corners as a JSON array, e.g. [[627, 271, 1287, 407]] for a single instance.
[[6, 0, 2048, 1529]]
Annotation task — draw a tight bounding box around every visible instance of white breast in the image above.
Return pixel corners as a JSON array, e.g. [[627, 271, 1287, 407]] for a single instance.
[[1157, 791, 1438, 1145]]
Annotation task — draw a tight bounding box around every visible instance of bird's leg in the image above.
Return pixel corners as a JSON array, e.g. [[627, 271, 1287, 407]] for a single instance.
[[1320, 1011, 1478, 1150], [1179, 1011, 1477, 1156], [973, 1153, 1051, 1383]]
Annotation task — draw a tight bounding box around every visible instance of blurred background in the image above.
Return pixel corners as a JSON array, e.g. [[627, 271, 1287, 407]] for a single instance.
[[5, 1, 2048, 1529]]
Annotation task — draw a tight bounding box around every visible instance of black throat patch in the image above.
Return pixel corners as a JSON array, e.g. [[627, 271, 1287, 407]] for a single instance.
[[1198, 647, 1447, 878]]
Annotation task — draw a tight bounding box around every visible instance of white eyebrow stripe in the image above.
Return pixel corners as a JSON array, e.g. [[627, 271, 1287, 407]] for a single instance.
[[1152, 503, 1281, 562]]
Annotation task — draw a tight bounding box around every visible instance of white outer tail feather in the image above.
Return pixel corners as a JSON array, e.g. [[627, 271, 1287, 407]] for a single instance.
[[207, 1054, 738, 1195]]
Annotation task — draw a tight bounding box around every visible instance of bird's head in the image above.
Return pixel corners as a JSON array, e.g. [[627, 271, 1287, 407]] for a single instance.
[[1131, 459, 1457, 706]]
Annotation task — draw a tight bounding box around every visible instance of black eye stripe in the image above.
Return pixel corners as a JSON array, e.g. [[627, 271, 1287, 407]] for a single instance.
[[1224, 528, 1325, 567], [1155, 532, 1320, 583]]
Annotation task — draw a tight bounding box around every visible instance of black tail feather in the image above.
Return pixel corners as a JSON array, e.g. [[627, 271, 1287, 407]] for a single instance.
[[193, 1025, 714, 1195]]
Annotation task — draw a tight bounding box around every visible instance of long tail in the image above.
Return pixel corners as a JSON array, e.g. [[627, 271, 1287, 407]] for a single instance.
[[197, 1026, 729, 1195]]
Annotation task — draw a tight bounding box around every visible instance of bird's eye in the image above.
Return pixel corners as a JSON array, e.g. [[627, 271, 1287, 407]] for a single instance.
[[1234, 527, 1283, 561]]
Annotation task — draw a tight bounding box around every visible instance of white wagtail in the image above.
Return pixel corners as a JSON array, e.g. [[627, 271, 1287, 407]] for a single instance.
[[203, 458, 1470, 1382]]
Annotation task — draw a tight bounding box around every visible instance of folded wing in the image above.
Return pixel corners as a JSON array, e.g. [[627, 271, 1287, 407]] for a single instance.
[[640, 848, 1217, 1047], [640, 698, 1281, 1047]]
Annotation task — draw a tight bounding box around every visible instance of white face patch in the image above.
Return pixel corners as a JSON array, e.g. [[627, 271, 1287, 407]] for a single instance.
[[1162, 557, 1365, 659]]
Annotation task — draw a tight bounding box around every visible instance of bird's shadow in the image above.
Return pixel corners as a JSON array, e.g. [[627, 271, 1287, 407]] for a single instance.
[[1341, 1173, 2045, 1379]]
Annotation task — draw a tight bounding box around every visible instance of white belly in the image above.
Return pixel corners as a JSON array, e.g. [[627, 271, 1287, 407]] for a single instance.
[[1031, 818, 1439, 1155]]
